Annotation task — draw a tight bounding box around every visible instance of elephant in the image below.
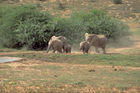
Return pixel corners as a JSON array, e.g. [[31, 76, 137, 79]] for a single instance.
[[80, 41, 90, 54], [51, 36, 67, 44], [47, 35, 67, 53], [85, 33, 107, 54], [63, 43, 71, 53], [46, 38, 63, 53]]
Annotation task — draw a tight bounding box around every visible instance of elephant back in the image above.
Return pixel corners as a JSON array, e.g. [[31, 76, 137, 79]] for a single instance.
[[57, 36, 67, 43], [85, 34, 99, 46], [97, 35, 107, 47]]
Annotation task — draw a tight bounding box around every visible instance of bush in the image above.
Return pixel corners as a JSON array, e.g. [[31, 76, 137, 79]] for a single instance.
[[0, 0, 5, 3], [112, 0, 122, 4], [0, 5, 129, 49], [51, 10, 129, 45], [0, 4, 53, 49], [70, 10, 129, 40], [52, 17, 87, 44]]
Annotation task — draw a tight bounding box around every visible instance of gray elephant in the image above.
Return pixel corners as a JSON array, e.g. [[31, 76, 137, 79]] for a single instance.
[[63, 43, 71, 53], [51, 36, 70, 53], [85, 33, 107, 54], [52, 36, 67, 44], [80, 41, 90, 54], [47, 35, 67, 53], [47, 36, 64, 53]]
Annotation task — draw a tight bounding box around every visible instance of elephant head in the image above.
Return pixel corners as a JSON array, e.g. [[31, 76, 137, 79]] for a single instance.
[[80, 41, 90, 54], [85, 33, 107, 54]]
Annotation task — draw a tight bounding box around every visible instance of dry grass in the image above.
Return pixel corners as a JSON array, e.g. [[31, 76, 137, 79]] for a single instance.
[[0, 59, 140, 93], [0, 0, 140, 20]]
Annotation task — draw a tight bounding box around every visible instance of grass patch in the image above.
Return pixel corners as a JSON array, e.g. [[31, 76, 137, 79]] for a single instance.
[[3, 52, 140, 67], [0, 62, 140, 92], [0, 48, 19, 52]]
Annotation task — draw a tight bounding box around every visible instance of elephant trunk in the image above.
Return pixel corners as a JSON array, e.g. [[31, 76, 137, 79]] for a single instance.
[[46, 45, 50, 53]]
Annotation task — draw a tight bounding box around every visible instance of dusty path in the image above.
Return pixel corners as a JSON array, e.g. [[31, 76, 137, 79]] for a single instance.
[[107, 24, 140, 54], [107, 36, 140, 54]]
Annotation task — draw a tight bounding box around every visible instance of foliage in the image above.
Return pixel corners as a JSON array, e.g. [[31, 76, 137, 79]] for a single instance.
[[0, 5, 129, 49], [52, 17, 87, 44], [0, 0, 4, 3], [0, 4, 53, 49], [53, 10, 129, 44], [71, 10, 129, 39]]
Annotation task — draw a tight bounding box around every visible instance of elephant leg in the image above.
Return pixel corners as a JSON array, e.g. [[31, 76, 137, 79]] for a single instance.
[[95, 47, 99, 53], [83, 51, 85, 54], [59, 49, 62, 53], [86, 50, 89, 54], [57, 48, 62, 53], [52, 50, 55, 53], [69, 50, 71, 53], [102, 47, 106, 54], [82, 50, 84, 54], [66, 49, 68, 53], [83, 48, 85, 54], [85, 49, 87, 54], [51, 47, 55, 53]]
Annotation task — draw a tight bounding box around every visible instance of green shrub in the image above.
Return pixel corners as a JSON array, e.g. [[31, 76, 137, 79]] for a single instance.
[[0, 5, 129, 49], [70, 10, 129, 39], [0, 4, 53, 49], [112, 0, 122, 4], [0, 0, 5, 3], [52, 17, 87, 44], [49, 10, 129, 44]]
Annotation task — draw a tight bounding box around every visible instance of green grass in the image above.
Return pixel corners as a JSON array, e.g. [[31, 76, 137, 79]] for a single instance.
[[0, 47, 140, 92], [0, 62, 140, 92], [0, 48, 20, 52], [4, 52, 140, 67]]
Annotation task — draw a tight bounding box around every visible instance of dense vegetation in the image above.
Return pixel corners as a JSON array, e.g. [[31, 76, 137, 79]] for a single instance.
[[0, 4, 53, 49], [0, 4, 129, 49]]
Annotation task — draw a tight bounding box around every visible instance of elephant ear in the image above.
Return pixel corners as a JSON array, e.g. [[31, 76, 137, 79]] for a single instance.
[[85, 33, 89, 41], [52, 36, 56, 38], [51, 36, 56, 40], [86, 34, 98, 43], [58, 36, 67, 42], [91, 35, 99, 43]]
